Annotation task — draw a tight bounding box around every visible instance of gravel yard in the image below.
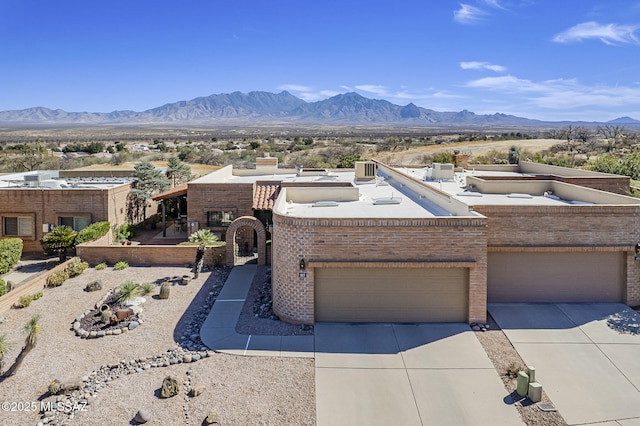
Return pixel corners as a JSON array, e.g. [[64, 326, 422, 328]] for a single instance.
[[0, 265, 314, 426]]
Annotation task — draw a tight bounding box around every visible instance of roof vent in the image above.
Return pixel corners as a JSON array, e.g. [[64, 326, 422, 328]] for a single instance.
[[312, 201, 339, 207], [373, 196, 402, 205], [507, 193, 533, 199]]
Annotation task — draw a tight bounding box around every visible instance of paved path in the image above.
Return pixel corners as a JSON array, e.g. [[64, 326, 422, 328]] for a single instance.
[[199, 265, 314, 358], [490, 303, 640, 425], [201, 266, 523, 426]]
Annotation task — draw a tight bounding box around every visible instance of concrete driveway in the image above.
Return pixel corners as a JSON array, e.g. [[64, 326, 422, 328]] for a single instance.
[[314, 322, 524, 426], [489, 303, 640, 425]]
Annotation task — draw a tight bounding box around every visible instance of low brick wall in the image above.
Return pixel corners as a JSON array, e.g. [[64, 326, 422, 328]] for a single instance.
[[0, 257, 76, 314], [76, 243, 226, 267]]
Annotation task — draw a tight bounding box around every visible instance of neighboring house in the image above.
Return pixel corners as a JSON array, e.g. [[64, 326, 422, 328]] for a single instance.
[[0, 171, 133, 252], [152, 156, 640, 325]]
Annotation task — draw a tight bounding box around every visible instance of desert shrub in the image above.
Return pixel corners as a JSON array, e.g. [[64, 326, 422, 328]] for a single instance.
[[115, 280, 143, 303], [114, 261, 129, 271], [94, 262, 108, 270], [0, 238, 23, 274], [139, 282, 155, 295], [75, 221, 110, 245], [31, 292, 43, 300], [46, 270, 70, 288], [65, 258, 89, 277], [505, 362, 525, 379], [431, 151, 455, 164], [0, 279, 6, 296], [14, 294, 33, 309]]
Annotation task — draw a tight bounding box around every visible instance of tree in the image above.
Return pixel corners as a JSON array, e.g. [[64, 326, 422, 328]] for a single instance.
[[40, 225, 78, 262], [337, 153, 362, 168], [188, 229, 219, 245], [166, 156, 192, 187], [597, 124, 626, 152], [14, 140, 51, 171], [1, 315, 41, 379], [128, 161, 170, 223], [0, 334, 14, 375]]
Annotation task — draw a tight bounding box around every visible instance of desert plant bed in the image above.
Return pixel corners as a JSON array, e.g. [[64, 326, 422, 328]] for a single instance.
[[73, 289, 143, 338]]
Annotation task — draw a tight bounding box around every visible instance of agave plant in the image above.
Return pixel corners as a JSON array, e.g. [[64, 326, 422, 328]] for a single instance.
[[115, 280, 143, 304]]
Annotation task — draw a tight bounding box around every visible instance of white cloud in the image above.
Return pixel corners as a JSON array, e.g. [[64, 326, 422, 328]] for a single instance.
[[354, 85, 390, 96], [553, 21, 640, 45], [277, 84, 339, 101], [465, 74, 640, 110], [454, 4, 487, 24], [460, 61, 507, 72], [481, 0, 505, 9]]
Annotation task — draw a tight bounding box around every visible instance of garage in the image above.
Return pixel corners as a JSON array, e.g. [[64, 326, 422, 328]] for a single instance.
[[314, 267, 469, 323], [487, 252, 625, 303]]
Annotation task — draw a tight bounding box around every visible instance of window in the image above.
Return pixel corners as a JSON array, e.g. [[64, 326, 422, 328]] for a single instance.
[[58, 216, 91, 231], [3, 216, 33, 237], [207, 211, 236, 227]]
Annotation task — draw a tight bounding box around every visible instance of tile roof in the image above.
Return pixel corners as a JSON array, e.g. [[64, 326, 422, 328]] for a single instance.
[[253, 183, 281, 210]]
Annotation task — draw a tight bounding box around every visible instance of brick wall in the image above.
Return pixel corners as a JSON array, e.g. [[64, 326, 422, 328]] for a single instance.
[[77, 243, 226, 267], [272, 214, 488, 324], [186, 182, 254, 239], [0, 184, 132, 253], [474, 204, 640, 305]]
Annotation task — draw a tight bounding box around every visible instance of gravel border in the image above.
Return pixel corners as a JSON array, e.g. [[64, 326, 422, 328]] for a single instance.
[[474, 313, 568, 426]]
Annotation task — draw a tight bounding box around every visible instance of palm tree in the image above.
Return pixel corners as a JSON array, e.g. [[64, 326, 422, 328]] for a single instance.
[[188, 229, 219, 245], [0, 334, 14, 375], [2, 315, 42, 378], [40, 225, 78, 262]]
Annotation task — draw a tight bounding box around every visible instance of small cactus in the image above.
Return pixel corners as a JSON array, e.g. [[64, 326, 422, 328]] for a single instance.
[[159, 281, 171, 299]]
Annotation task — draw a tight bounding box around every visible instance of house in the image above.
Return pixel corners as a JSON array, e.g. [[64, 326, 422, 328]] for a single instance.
[[0, 171, 133, 253], [154, 156, 640, 325]]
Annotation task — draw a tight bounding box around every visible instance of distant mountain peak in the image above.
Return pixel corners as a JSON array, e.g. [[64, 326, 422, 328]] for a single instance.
[[608, 116, 640, 124]]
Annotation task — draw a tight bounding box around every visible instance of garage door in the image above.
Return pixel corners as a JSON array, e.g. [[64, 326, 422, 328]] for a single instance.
[[314, 267, 468, 323], [488, 252, 624, 303]]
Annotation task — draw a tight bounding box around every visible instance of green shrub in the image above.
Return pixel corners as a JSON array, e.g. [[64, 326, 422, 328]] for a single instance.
[[46, 270, 70, 288], [65, 258, 89, 277], [94, 262, 108, 270], [113, 223, 134, 242], [31, 292, 43, 300], [0, 238, 23, 274], [116, 280, 143, 303], [139, 282, 155, 295], [0, 279, 6, 297], [114, 261, 129, 271], [188, 229, 219, 245], [75, 221, 111, 245]]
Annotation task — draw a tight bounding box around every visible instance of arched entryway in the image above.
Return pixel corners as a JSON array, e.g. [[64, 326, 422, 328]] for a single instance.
[[225, 216, 267, 266]]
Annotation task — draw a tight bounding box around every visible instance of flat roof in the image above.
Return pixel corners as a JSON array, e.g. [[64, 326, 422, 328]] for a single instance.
[[394, 166, 640, 207], [0, 171, 133, 190]]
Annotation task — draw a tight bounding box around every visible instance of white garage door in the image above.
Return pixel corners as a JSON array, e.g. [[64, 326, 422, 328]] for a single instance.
[[314, 267, 468, 323]]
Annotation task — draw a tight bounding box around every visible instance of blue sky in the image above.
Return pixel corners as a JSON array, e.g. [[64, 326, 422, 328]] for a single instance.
[[1, 0, 640, 121]]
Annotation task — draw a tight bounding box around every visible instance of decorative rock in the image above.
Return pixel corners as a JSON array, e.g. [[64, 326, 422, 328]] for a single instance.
[[84, 280, 103, 292], [128, 321, 140, 330], [112, 328, 122, 335], [124, 297, 146, 307], [115, 308, 133, 321], [192, 354, 201, 362], [472, 325, 481, 331], [97, 330, 106, 337], [89, 331, 97, 338], [161, 376, 181, 398], [205, 409, 219, 424], [189, 384, 205, 397], [182, 354, 192, 363], [134, 409, 151, 424]]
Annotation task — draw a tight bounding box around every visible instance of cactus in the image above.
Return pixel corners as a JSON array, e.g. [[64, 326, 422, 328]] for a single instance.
[[159, 281, 171, 299], [100, 308, 112, 324]]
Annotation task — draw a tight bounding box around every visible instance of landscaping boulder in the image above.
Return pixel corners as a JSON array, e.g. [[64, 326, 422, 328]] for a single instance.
[[205, 409, 219, 424], [6, 281, 15, 292], [134, 409, 151, 424], [189, 383, 205, 397], [84, 280, 103, 292], [160, 376, 180, 398], [115, 308, 133, 321]]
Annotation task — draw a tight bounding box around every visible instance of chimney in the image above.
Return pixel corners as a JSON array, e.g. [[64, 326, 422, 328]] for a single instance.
[[256, 155, 279, 173]]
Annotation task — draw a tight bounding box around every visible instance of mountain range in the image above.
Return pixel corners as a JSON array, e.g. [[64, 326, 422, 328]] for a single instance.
[[0, 91, 637, 127]]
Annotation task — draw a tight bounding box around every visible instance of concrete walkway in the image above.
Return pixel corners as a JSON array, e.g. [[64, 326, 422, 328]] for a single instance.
[[490, 303, 640, 425], [199, 264, 314, 358], [201, 267, 524, 426]]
